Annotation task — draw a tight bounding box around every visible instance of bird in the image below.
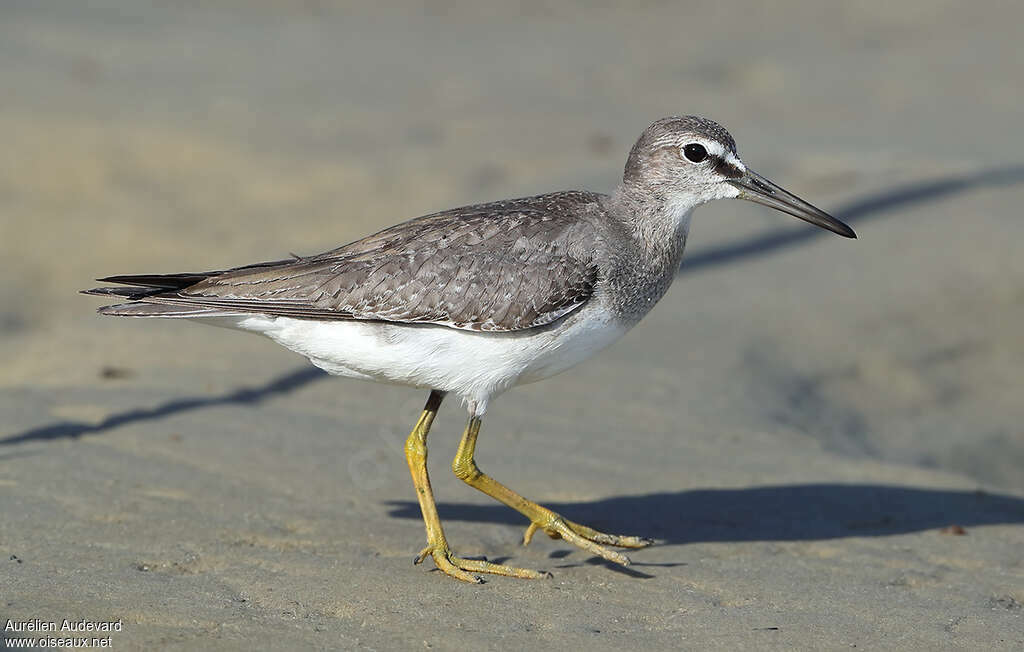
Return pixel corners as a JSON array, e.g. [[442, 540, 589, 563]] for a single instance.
[[85, 116, 855, 583]]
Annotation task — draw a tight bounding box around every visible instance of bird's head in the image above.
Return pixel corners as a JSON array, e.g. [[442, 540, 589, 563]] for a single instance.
[[623, 116, 855, 238]]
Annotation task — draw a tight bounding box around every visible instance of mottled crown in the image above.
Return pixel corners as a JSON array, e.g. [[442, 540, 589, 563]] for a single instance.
[[624, 116, 737, 183]]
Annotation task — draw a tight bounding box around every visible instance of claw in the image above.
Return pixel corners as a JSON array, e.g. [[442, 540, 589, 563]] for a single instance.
[[414, 546, 432, 565], [523, 522, 540, 546]]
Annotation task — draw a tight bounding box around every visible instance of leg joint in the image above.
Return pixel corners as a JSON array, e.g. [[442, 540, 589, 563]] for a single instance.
[[405, 428, 428, 463], [451, 457, 482, 483]]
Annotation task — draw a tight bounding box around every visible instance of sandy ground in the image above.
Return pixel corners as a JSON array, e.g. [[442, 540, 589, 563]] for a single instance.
[[1, 1, 1022, 649]]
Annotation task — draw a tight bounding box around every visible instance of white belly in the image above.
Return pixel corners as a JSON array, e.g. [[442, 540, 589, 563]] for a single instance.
[[212, 305, 629, 413]]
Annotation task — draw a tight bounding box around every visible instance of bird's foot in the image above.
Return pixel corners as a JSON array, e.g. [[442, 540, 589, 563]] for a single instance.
[[414, 544, 552, 583], [523, 516, 654, 566]]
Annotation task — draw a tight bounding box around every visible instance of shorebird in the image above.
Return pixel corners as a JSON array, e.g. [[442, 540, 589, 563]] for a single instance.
[[86, 116, 855, 583]]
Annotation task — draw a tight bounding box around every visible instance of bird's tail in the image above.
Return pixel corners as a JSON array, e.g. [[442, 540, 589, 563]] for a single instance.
[[94, 302, 234, 318], [83, 272, 234, 318]]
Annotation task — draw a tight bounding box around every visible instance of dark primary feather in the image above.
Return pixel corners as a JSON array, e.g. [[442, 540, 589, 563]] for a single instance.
[[89, 192, 606, 332]]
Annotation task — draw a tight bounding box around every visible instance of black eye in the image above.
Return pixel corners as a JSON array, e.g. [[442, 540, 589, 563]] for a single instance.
[[683, 143, 708, 163]]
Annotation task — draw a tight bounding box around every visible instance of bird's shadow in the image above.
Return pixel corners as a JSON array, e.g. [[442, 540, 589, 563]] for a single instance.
[[386, 483, 1024, 547], [0, 367, 326, 447]]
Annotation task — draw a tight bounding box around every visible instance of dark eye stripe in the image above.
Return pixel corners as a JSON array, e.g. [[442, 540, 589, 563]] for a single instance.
[[712, 156, 743, 179]]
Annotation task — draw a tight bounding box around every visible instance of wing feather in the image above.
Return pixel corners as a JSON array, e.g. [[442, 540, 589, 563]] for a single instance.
[[90, 192, 605, 332]]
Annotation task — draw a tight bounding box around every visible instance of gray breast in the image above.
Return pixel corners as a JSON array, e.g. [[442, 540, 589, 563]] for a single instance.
[[597, 224, 688, 324]]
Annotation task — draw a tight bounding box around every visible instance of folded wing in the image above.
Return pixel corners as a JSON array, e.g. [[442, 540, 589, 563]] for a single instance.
[[87, 193, 603, 332]]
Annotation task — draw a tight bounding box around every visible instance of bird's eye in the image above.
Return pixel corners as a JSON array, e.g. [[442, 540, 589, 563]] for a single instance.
[[682, 143, 708, 163]]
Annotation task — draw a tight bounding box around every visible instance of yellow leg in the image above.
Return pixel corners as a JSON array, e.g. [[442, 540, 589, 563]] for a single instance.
[[452, 416, 653, 566], [405, 391, 551, 583]]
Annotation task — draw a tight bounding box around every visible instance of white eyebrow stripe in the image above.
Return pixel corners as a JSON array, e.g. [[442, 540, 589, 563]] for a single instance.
[[704, 141, 727, 158], [724, 151, 745, 171]]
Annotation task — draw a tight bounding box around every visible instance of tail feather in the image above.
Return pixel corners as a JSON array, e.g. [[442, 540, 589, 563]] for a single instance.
[[96, 258, 293, 289], [96, 272, 211, 289], [82, 286, 165, 299], [97, 302, 235, 318], [86, 270, 220, 318], [86, 258, 296, 319]]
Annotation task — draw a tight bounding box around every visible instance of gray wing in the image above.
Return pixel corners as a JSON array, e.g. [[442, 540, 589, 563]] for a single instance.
[[92, 192, 605, 332]]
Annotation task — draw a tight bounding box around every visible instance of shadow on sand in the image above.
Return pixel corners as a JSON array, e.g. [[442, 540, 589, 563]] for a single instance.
[[0, 367, 325, 447], [386, 483, 1024, 546]]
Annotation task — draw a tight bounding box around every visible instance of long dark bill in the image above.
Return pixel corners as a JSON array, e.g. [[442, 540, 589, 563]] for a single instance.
[[729, 168, 856, 238]]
